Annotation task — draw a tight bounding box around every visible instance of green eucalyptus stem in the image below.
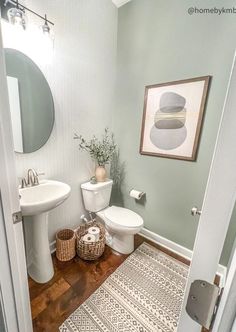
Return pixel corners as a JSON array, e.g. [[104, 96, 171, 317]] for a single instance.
[[74, 128, 116, 166]]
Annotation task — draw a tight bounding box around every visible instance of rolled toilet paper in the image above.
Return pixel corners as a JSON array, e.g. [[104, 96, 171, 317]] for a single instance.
[[88, 227, 100, 241], [82, 234, 96, 243], [129, 189, 145, 200]]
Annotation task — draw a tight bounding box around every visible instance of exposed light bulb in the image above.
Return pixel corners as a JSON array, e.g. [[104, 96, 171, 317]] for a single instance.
[[14, 11, 22, 24]]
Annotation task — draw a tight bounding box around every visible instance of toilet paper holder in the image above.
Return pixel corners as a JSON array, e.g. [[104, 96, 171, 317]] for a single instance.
[[129, 189, 146, 200]]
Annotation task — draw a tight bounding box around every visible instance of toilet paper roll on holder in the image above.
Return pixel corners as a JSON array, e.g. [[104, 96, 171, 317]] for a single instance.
[[129, 189, 146, 200]]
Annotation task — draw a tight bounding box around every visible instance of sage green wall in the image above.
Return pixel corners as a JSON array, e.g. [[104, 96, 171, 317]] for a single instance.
[[113, 0, 236, 266]]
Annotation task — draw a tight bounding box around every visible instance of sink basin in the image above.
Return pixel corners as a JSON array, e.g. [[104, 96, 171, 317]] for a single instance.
[[20, 180, 71, 283], [20, 180, 71, 216]]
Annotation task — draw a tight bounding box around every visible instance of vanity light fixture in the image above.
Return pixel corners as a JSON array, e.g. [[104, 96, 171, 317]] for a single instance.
[[3, 0, 54, 33]]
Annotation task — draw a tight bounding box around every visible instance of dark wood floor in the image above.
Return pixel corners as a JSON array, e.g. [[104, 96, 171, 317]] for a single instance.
[[29, 234, 213, 332]]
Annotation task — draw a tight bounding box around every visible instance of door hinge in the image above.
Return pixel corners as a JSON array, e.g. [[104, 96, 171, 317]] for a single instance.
[[12, 211, 22, 224], [186, 280, 222, 330]]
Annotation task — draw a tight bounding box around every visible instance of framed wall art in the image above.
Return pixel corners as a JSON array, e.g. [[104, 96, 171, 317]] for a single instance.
[[140, 76, 211, 161]]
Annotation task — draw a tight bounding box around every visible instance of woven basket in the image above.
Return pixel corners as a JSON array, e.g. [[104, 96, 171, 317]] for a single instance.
[[56, 229, 76, 261], [76, 221, 106, 260]]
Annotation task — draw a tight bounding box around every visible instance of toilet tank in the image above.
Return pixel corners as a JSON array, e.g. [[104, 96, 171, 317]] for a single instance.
[[81, 179, 113, 212]]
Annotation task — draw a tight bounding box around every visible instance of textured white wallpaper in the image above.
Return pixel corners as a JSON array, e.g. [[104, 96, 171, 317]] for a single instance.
[[6, 0, 118, 243]]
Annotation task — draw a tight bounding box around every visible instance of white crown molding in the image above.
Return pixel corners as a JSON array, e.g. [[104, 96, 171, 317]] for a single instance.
[[112, 0, 132, 8]]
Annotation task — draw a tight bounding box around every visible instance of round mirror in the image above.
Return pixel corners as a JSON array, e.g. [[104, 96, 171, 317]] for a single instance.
[[5, 48, 54, 153]]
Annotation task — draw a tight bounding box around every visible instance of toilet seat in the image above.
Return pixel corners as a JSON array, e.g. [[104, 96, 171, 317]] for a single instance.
[[104, 206, 143, 228]]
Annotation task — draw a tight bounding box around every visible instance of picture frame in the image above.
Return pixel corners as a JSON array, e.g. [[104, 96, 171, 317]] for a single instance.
[[139, 76, 211, 161]]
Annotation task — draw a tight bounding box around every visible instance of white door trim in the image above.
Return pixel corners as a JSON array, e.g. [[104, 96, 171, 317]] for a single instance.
[[178, 52, 236, 331], [212, 245, 236, 332], [0, 197, 18, 332], [0, 19, 32, 332], [0, 286, 7, 332]]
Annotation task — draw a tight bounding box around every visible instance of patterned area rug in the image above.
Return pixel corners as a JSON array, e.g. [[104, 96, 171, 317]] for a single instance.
[[60, 242, 189, 332]]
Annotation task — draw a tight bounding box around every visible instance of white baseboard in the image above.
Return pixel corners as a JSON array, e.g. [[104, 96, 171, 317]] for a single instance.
[[140, 228, 193, 261], [140, 228, 227, 287]]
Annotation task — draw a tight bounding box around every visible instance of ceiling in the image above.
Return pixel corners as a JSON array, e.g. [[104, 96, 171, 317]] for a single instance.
[[112, 0, 132, 8]]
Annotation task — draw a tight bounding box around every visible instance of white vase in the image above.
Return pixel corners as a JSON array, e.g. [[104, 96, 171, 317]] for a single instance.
[[95, 165, 107, 182]]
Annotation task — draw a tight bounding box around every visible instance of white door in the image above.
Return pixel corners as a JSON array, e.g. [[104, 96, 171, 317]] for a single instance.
[[0, 18, 33, 332], [178, 52, 236, 331]]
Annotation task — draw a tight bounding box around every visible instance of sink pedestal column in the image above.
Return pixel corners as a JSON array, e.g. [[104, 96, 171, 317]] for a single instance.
[[26, 212, 54, 283]]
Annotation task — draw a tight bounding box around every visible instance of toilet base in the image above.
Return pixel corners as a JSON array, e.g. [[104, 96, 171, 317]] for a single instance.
[[107, 233, 134, 254]]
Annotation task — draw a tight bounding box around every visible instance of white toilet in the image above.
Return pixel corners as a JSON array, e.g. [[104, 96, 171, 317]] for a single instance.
[[81, 179, 143, 254]]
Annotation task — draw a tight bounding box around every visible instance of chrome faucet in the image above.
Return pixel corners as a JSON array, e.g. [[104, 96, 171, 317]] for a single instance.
[[27, 168, 39, 186], [19, 169, 45, 188]]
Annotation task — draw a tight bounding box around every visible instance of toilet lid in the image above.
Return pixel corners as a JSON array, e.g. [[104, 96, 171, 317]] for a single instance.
[[104, 206, 143, 228]]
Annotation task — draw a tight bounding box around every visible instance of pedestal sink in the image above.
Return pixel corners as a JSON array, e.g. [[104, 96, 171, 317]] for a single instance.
[[20, 180, 71, 283]]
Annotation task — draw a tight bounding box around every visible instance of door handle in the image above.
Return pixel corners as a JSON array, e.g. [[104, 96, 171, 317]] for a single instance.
[[191, 206, 202, 216]]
